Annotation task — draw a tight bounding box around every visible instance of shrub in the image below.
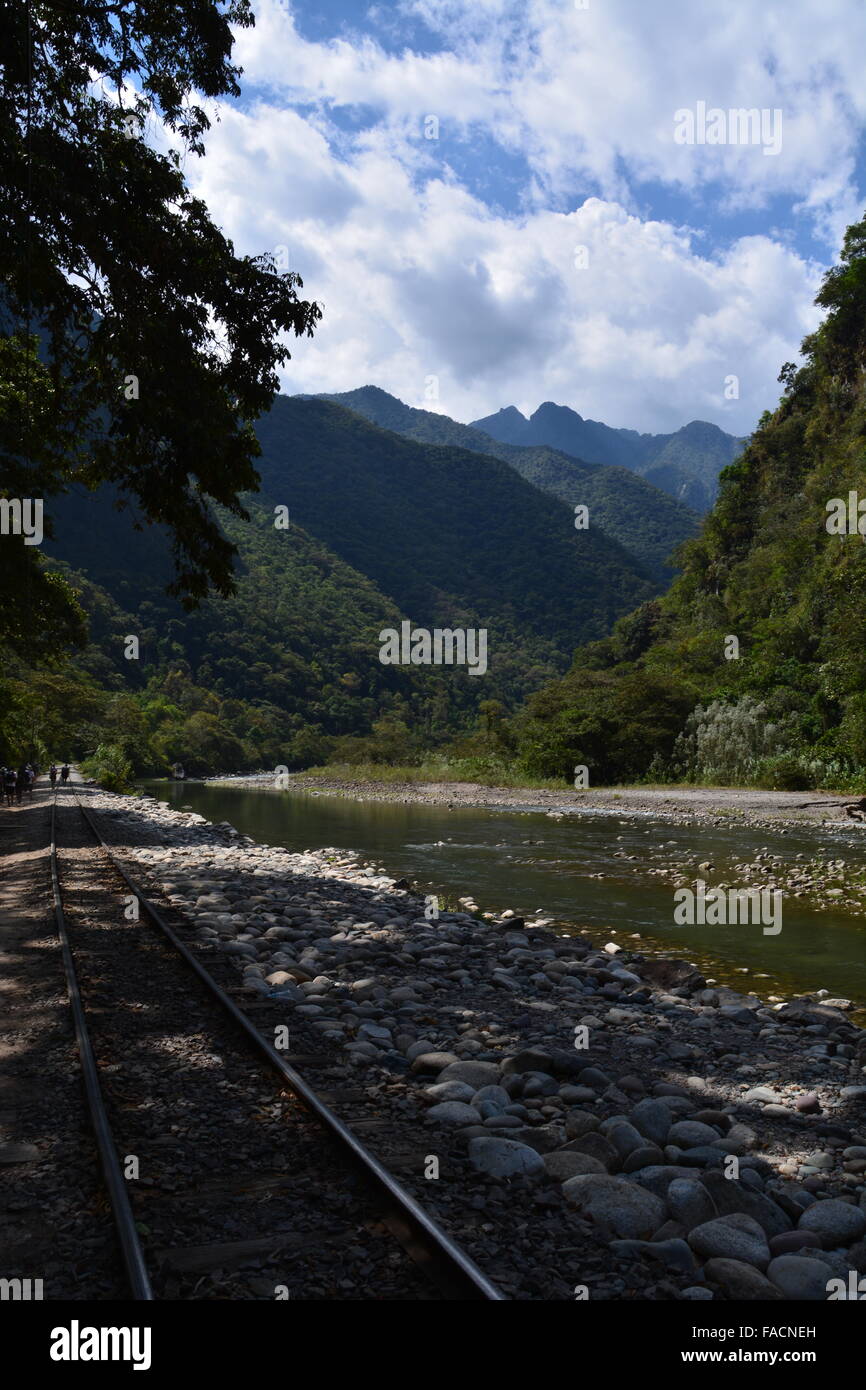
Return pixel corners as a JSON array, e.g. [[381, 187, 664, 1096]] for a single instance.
[[80, 742, 134, 792], [671, 697, 785, 782], [752, 754, 815, 791]]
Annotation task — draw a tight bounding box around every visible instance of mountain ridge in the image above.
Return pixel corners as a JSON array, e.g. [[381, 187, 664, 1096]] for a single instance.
[[317, 386, 700, 585], [471, 400, 748, 512]]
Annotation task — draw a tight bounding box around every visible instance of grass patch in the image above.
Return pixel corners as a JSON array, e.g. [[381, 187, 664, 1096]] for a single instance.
[[302, 759, 565, 790]]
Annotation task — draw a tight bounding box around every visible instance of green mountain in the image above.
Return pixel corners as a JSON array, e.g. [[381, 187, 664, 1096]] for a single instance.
[[252, 396, 656, 657], [27, 492, 427, 773], [320, 386, 699, 586], [514, 213, 866, 791], [8, 394, 657, 774], [472, 401, 747, 512]]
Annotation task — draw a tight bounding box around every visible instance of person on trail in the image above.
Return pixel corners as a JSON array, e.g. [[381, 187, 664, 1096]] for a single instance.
[[15, 765, 27, 804], [49, 763, 57, 788], [24, 764, 35, 797], [3, 768, 15, 807], [61, 764, 70, 784]]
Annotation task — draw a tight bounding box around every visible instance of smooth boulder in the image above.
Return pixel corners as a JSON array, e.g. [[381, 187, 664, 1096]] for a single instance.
[[562, 1174, 666, 1240]]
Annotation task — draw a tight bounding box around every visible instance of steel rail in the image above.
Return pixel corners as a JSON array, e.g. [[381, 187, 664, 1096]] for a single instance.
[[49, 791, 154, 1300], [71, 786, 506, 1302]]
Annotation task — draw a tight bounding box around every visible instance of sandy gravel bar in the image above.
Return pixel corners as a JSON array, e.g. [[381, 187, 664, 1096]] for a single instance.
[[208, 773, 863, 830]]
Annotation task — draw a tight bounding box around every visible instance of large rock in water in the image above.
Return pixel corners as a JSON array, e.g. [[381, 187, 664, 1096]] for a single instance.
[[468, 1137, 545, 1178], [636, 958, 706, 993], [562, 1175, 666, 1239]]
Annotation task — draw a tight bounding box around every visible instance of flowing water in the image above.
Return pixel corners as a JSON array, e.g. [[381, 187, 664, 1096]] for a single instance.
[[141, 779, 866, 1013]]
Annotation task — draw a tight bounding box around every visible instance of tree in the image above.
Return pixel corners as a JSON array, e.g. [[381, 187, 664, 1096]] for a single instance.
[[0, 334, 88, 654], [1, 0, 321, 644]]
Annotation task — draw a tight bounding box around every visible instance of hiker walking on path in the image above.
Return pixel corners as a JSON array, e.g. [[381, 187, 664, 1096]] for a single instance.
[[49, 764, 57, 789], [3, 767, 15, 807], [60, 764, 70, 785]]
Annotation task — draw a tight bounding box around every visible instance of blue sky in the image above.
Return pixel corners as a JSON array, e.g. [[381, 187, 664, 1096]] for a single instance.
[[181, 0, 866, 434]]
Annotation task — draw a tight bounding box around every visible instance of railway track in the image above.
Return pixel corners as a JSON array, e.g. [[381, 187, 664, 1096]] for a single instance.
[[48, 785, 505, 1302]]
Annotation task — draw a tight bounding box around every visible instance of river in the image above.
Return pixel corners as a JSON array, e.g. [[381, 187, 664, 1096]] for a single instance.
[[141, 779, 866, 1013]]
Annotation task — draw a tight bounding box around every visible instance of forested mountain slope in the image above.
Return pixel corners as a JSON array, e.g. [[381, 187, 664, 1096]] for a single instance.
[[321, 386, 699, 585], [514, 214, 866, 792], [252, 395, 656, 652], [6, 395, 657, 774]]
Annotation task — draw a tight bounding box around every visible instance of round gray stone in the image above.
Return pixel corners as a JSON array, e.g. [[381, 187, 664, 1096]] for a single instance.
[[669, 1120, 723, 1148], [687, 1213, 770, 1270], [438, 1060, 502, 1089], [562, 1174, 666, 1239], [798, 1199, 866, 1248], [667, 1178, 718, 1229], [767, 1255, 835, 1301], [704, 1259, 783, 1300], [424, 1081, 476, 1103], [630, 1098, 672, 1146], [468, 1137, 546, 1178], [425, 1101, 481, 1126], [544, 1150, 607, 1180]]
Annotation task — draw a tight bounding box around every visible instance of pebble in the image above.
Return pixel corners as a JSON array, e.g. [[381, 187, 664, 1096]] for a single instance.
[[425, 1081, 476, 1103], [630, 1099, 672, 1146], [410, 1052, 460, 1073]]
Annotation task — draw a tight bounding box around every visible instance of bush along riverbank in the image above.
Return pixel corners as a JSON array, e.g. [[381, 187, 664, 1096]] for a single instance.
[[94, 784, 866, 1300]]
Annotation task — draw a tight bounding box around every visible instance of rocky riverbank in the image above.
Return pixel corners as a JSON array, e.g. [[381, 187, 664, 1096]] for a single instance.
[[206, 770, 863, 829], [92, 784, 866, 1300]]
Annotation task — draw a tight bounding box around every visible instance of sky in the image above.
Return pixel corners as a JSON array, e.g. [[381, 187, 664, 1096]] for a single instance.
[[179, 0, 866, 435]]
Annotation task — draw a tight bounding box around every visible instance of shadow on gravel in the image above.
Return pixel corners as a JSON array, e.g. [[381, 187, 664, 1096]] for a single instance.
[[6, 785, 863, 1300]]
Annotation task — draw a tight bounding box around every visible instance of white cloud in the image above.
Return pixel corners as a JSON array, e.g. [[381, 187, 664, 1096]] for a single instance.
[[173, 0, 861, 432], [189, 96, 824, 432], [237, 0, 866, 239]]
